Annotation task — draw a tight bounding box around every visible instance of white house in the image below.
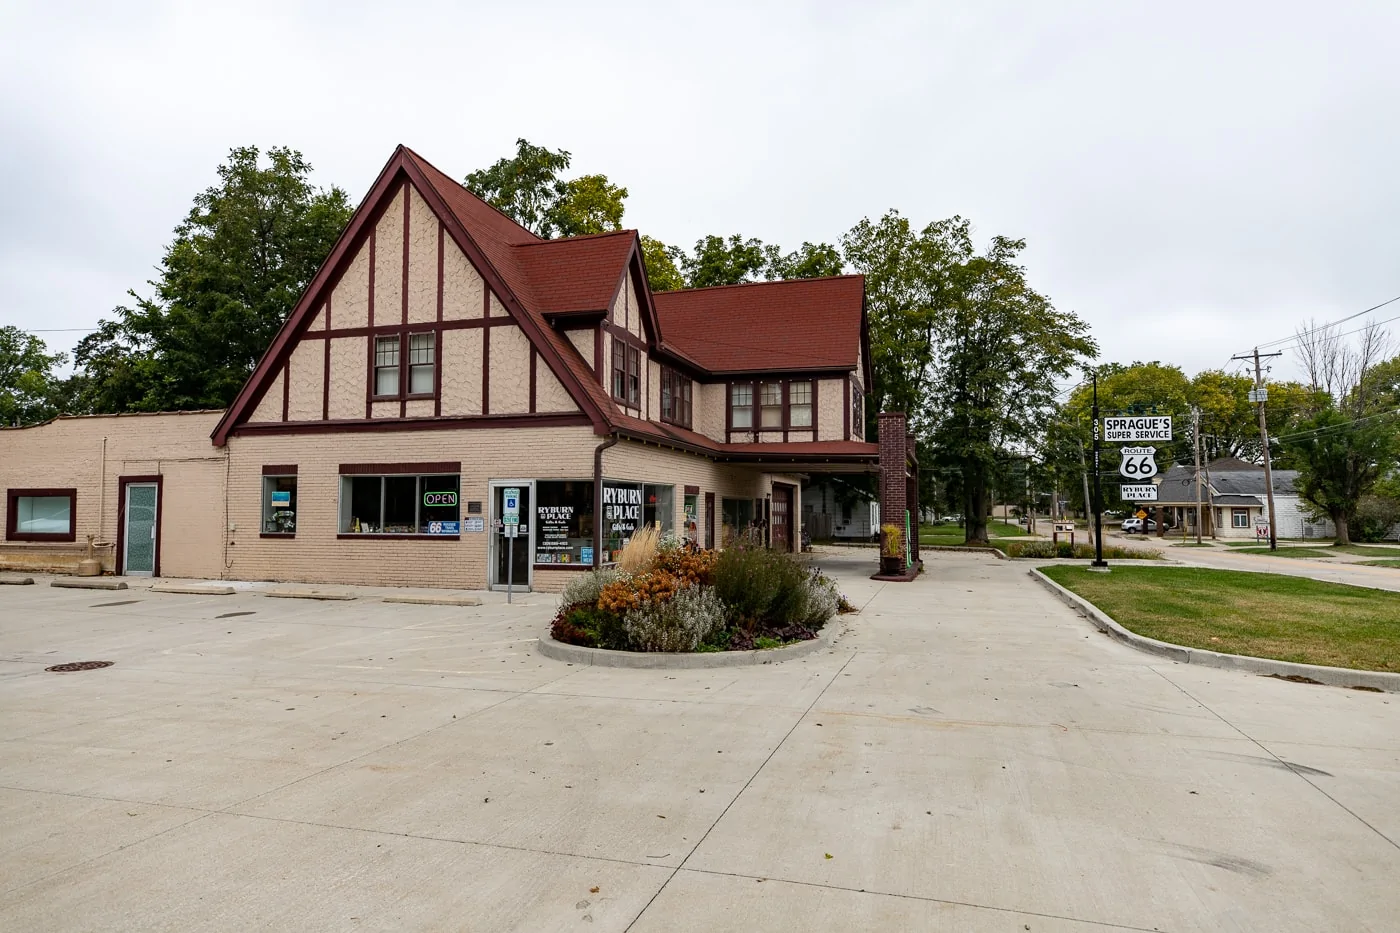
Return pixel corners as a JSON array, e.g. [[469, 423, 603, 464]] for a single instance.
[[1149, 458, 1334, 540], [802, 478, 879, 542]]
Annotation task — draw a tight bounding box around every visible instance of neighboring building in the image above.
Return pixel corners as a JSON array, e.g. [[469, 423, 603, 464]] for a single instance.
[[1149, 457, 1334, 540], [802, 479, 879, 541], [1, 145, 913, 590]]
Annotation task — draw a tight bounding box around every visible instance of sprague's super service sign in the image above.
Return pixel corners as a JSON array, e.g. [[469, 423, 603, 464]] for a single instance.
[[1102, 416, 1173, 442]]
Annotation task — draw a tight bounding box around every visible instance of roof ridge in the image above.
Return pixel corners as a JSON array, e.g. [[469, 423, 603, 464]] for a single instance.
[[654, 274, 861, 295], [513, 229, 637, 247], [400, 146, 542, 244]]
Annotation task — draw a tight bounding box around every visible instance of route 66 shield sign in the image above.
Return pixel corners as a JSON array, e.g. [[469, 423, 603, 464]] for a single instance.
[[1119, 446, 1158, 479]]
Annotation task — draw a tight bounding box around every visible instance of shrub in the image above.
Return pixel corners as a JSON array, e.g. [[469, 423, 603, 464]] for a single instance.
[[618, 523, 661, 572], [1001, 541, 1159, 560], [598, 569, 682, 614], [880, 523, 903, 558], [712, 543, 808, 629], [652, 544, 718, 586], [550, 608, 594, 646], [559, 568, 620, 609], [787, 571, 840, 629], [622, 583, 726, 652]]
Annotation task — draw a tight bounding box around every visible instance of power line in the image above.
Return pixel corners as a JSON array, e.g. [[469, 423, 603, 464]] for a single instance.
[[1259, 311, 1400, 356], [1250, 293, 1400, 351], [1271, 408, 1400, 443]]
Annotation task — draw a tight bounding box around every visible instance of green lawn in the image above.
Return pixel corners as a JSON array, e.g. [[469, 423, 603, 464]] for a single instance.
[[919, 520, 1028, 544], [1233, 544, 1400, 559], [1359, 559, 1400, 569], [1041, 565, 1400, 672]]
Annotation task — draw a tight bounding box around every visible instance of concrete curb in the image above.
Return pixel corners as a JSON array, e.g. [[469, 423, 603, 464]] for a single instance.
[[0, 575, 36, 585], [51, 578, 128, 591], [1029, 568, 1400, 692], [264, 588, 356, 601], [150, 583, 236, 596], [920, 545, 1008, 560], [537, 622, 840, 669], [382, 595, 482, 607]]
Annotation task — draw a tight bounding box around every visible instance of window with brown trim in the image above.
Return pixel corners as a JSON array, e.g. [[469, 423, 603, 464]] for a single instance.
[[6, 488, 76, 542], [611, 338, 640, 407], [759, 382, 783, 428], [660, 366, 692, 428], [730, 384, 754, 428], [851, 384, 864, 438], [374, 335, 400, 397], [408, 332, 435, 395], [788, 380, 813, 427]]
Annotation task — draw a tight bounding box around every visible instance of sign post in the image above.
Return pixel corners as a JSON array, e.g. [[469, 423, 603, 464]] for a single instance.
[[502, 488, 520, 604], [1091, 373, 1106, 569]]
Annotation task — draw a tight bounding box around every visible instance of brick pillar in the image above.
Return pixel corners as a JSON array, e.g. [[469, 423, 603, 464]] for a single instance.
[[878, 412, 908, 564], [906, 431, 921, 566]]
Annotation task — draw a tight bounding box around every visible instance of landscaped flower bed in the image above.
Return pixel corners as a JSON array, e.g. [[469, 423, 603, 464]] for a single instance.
[[549, 532, 851, 653]]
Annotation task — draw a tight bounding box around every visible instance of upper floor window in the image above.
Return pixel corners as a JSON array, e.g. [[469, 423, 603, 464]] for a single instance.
[[661, 367, 692, 428], [374, 336, 399, 397], [408, 332, 435, 395], [730, 384, 754, 428], [611, 338, 640, 407], [789, 381, 812, 427], [759, 382, 783, 428], [851, 383, 864, 438], [375, 332, 436, 399], [729, 380, 815, 432]]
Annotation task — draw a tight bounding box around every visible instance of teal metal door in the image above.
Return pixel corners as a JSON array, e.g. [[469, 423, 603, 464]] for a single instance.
[[123, 483, 158, 576]]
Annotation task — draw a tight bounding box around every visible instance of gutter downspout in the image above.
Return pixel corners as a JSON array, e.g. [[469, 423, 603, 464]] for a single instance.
[[593, 433, 619, 567]]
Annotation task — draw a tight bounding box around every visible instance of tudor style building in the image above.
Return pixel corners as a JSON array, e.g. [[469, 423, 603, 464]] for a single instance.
[[1, 146, 913, 590]]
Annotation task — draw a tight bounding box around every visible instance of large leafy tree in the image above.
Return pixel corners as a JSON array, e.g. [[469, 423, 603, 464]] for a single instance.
[[930, 234, 1097, 543], [463, 139, 628, 240], [640, 235, 685, 292], [0, 326, 67, 426], [677, 234, 774, 287], [1283, 408, 1398, 544], [70, 147, 352, 413]]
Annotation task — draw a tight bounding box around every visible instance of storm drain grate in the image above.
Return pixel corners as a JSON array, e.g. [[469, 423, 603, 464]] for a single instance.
[[46, 661, 114, 673]]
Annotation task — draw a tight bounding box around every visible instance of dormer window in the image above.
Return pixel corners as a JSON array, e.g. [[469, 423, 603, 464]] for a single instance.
[[611, 338, 640, 407], [661, 367, 692, 428]]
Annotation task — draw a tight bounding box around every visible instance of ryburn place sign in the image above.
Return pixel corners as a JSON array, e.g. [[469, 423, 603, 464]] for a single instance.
[[1103, 416, 1172, 442]]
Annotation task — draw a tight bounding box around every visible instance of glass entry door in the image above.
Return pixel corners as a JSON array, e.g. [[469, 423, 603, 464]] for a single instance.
[[123, 482, 158, 576], [490, 482, 532, 591]]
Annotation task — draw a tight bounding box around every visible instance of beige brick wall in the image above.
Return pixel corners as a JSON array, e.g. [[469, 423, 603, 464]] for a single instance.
[[818, 377, 845, 441], [612, 274, 645, 341], [443, 237, 484, 320], [489, 326, 531, 414], [535, 361, 578, 413], [328, 338, 364, 419], [406, 187, 437, 325], [223, 426, 599, 590], [248, 370, 284, 423], [334, 241, 370, 329], [287, 341, 324, 421], [0, 411, 224, 577], [694, 382, 727, 441], [566, 328, 594, 374], [441, 329, 484, 415], [373, 186, 404, 326]]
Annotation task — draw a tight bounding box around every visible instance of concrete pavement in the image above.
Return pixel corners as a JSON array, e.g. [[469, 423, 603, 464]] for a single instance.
[[1, 550, 1397, 931]]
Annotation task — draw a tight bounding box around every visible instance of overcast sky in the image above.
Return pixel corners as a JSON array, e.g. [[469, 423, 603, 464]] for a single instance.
[[3, 1, 1397, 385]]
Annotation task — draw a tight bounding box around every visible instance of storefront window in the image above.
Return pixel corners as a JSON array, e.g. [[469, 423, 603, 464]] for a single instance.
[[602, 481, 643, 561], [533, 481, 595, 566], [722, 497, 757, 544], [683, 493, 699, 543], [339, 474, 460, 534], [262, 476, 297, 534], [6, 489, 76, 541], [643, 484, 675, 535]]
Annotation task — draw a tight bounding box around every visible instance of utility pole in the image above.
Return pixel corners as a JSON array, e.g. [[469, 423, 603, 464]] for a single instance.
[[1091, 370, 1107, 568], [1191, 407, 1203, 545], [1233, 348, 1285, 550]]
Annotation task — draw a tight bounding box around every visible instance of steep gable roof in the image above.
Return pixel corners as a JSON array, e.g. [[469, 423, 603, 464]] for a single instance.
[[213, 146, 627, 444], [653, 275, 866, 375]]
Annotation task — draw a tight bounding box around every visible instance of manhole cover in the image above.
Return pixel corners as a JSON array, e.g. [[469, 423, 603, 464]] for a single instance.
[[46, 661, 114, 673]]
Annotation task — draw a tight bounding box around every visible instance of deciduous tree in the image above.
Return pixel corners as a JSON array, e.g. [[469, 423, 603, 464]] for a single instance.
[[0, 326, 67, 426], [70, 146, 352, 413]]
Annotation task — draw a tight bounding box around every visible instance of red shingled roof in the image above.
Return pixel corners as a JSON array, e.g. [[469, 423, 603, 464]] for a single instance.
[[653, 276, 865, 374]]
